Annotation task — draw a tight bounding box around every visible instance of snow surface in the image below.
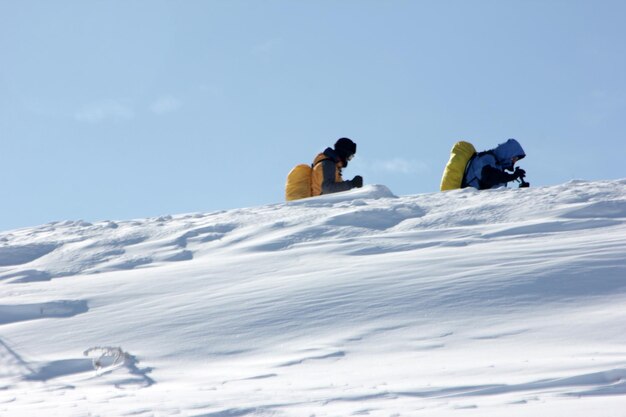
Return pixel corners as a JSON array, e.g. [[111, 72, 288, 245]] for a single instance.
[[2, 179, 626, 417]]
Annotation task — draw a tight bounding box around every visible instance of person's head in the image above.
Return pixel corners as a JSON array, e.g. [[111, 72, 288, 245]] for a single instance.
[[334, 137, 357, 167], [493, 138, 525, 171]]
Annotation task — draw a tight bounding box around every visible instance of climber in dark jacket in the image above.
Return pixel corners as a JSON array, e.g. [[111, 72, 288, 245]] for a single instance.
[[463, 139, 527, 190], [311, 138, 363, 196]]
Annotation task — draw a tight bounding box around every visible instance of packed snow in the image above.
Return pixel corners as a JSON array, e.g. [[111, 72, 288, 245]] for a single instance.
[[1, 179, 626, 417]]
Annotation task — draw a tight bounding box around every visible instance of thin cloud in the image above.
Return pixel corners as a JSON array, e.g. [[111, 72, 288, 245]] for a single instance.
[[150, 96, 182, 115], [370, 158, 430, 175], [252, 39, 283, 60], [74, 100, 134, 123]]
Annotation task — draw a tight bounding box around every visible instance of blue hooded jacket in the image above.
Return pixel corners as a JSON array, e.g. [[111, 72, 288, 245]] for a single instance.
[[464, 139, 526, 189]]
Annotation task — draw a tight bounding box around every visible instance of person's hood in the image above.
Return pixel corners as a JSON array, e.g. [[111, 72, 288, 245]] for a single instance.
[[322, 147, 345, 167], [492, 139, 526, 170]]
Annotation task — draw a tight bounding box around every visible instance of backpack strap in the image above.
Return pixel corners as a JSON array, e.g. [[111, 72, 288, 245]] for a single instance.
[[311, 158, 332, 168], [461, 152, 478, 188]]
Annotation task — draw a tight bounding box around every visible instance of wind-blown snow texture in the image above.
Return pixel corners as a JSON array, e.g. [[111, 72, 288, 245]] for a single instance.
[[2, 179, 626, 417]]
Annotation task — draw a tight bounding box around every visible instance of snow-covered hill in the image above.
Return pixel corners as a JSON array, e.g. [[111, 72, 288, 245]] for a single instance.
[[2, 179, 626, 417]]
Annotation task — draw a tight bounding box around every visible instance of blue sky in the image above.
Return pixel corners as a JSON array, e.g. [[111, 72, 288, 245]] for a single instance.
[[2, 0, 625, 232]]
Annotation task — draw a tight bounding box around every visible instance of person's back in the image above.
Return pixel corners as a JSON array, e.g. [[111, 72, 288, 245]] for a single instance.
[[311, 138, 363, 196], [464, 139, 527, 190]]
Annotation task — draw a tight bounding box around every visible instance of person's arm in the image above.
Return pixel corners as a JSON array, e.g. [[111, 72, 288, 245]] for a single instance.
[[321, 160, 355, 194], [481, 165, 518, 189]]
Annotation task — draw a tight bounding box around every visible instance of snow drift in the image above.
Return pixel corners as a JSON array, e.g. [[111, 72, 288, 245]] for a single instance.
[[1, 179, 626, 416]]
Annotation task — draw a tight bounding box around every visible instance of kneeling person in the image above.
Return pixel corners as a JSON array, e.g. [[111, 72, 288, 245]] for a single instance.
[[463, 139, 527, 190], [312, 137, 363, 196]]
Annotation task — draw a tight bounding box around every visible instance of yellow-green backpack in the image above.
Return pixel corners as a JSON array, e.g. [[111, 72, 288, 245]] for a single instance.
[[440, 141, 477, 191]]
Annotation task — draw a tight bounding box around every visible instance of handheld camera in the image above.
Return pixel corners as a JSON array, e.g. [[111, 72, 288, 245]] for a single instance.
[[516, 170, 530, 188]]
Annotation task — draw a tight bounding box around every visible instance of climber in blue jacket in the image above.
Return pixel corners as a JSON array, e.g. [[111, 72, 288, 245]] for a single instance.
[[463, 139, 527, 189]]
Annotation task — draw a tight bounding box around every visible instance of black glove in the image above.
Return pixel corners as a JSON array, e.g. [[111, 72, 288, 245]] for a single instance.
[[351, 175, 363, 188], [513, 167, 526, 179]]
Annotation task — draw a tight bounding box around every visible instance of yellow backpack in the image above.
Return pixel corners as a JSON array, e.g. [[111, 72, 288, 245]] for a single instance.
[[285, 158, 333, 201], [440, 141, 477, 191], [285, 164, 313, 201]]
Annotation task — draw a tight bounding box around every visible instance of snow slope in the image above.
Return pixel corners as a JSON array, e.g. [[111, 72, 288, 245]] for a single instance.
[[1, 179, 626, 417]]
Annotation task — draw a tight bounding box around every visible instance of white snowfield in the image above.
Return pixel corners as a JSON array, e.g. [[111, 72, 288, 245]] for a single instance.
[[1, 179, 626, 417]]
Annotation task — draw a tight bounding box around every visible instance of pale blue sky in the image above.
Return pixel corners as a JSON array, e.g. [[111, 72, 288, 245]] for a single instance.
[[2, 0, 625, 232]]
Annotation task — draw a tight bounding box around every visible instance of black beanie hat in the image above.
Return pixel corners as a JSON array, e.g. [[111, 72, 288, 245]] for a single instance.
[[334, 137, 357, 158]]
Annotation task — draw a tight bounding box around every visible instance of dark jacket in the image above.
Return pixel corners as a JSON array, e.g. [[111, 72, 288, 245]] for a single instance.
[[311, 148, 356, 196]]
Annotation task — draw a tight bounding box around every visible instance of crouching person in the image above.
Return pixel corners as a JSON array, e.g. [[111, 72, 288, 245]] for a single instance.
[[312, 137, 363, 196], [463, 139, 528, 189]]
